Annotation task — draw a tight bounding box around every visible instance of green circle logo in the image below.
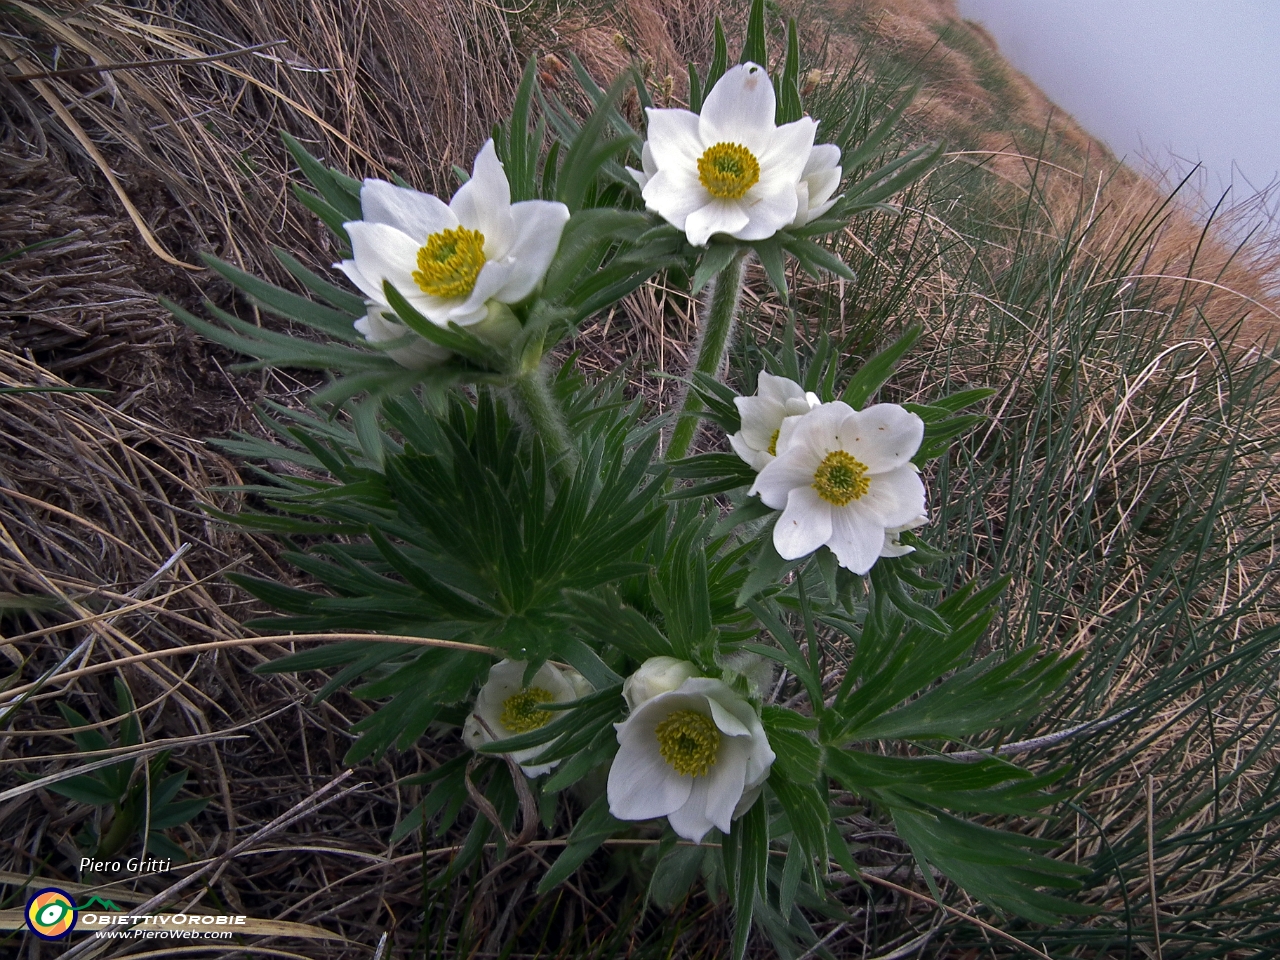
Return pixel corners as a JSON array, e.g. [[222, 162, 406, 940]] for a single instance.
[[26, 888, 78, 940]]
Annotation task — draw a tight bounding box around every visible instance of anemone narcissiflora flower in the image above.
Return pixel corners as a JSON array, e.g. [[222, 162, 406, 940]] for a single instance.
[[339, 141, 569, 328], [750, 401, 926, 574], [633, 63, 817, 247], [608, 677, 774, 843], [729, 371, 821, 471], [463, 659, 591, 777]]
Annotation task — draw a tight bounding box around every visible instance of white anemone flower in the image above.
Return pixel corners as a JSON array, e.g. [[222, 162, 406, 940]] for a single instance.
[[338, 140, 570, 328], [637, 63, 817, 247], [751, 401, 927, 575], [355, 306, 450, 370], [463, 659, 591, 777], [791, 143, 842, 226], [622, 656, 700, 712], [729, 371, 820, 471], [608, 677, 775, 843], [881, 514, 929, 559]]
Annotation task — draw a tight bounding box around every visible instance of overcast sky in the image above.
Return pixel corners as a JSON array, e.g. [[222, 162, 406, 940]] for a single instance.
[[955, 0, 1280, 236]]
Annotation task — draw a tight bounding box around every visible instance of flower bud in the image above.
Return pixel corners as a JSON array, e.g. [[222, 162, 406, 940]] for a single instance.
[[470, 301, 521, 349], [623, 656, 701, 712]]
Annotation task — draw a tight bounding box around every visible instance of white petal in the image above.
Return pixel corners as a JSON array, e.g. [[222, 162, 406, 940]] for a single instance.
[[530, 661, 579, 702], [840, 404, 925, 473], [802, 143, 842, 178], [666, 777, 718, 842], [642, 168, 709, 228], [729, 431, 771, 471], [736, 393, 786, 449], [490, 199, 570, 303], [609, 723, 693, 821], [643, 108, 705, 172], [450, 140, 515, 253], [749, 449, 818, 509], [701, 742, 749, 834], [359, 179, 455, 240], [756, 116, 818, 187], [773, 485, 833, 560], [757, 371, 807, 405], [827, 504, 888, 575], [786, 401, 859, 464], [684, 199, 750, 247], [700, 63, 776, 155], [732, 182, 798, 241], [804, 165, 841, 210], [706, 697, 752, 738], [442, 260, 515, 326], [733, 782, 764, 820], [857, 465, 928, 529], [793, 179, 813, 227], [462, 713, 489, 750], [341, 222, 422, 304]]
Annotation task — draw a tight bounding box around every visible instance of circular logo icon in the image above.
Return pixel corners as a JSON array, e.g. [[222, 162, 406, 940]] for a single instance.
[[26, 888, 78, 940]]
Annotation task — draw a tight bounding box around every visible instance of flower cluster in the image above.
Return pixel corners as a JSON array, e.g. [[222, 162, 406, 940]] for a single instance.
[[732, 373, 929, 574], [465, 655, 776, 843]]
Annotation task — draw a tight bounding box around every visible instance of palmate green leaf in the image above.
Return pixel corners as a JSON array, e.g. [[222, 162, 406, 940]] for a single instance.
[[706, 17, 729, 94], [740, 0, 767, 66], [850, 646, 1077, 742], [725, 798, 768, 960], [769, 775, 830, 890], [559, 588, 673, 662], [281, 131, 362, 221], [202, 254, 362, 341], [826, 749, 1065, 818], [542, 725, 617, 794], [775, 19, 803, 124], [555, 71, 640, 212], [830, 576, 1009, 744], [148, 796, 210, 831], [689, 372, 742, 432], [761, 706, 821, 783], [273, 248, 368, 315], [650, 840, 706, 910], [737, 528, 802, 607], [891, 807, 1092, 924], [47, 775, 121, 807]]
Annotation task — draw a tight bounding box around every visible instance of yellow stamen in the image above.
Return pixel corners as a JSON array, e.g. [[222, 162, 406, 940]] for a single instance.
[[767, 428, 780, 457], [654, 709, 720, 777], [812, 450, 870, 505], [697, 142, 760, 200], [413, 225, 486, 299], [500, 686, 556, 733]]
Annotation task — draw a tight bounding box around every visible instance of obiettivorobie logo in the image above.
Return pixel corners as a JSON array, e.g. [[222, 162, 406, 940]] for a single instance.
[[25, 888, 79, 940]]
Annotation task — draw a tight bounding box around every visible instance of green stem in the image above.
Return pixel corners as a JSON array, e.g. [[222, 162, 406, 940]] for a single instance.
[[512, 364, 576, 481], [667, 251, 747, 461]]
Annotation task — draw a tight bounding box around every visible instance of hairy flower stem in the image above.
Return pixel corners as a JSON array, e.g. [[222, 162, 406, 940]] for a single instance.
[[511, 364, 576, 482], [667, 251, 747, 461]]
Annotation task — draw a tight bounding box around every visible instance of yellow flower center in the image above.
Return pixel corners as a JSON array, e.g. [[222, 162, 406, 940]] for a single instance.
[[413, 225, 486, 299], [767, 428, 780, 457], [812, 450, 870, 505], [697, 142, 760, 200], [499, 686, 556, 733], [654, 709, 720, 777]]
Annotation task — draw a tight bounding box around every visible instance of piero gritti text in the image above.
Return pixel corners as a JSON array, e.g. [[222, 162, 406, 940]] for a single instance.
[[79, 856, 173, 876]]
